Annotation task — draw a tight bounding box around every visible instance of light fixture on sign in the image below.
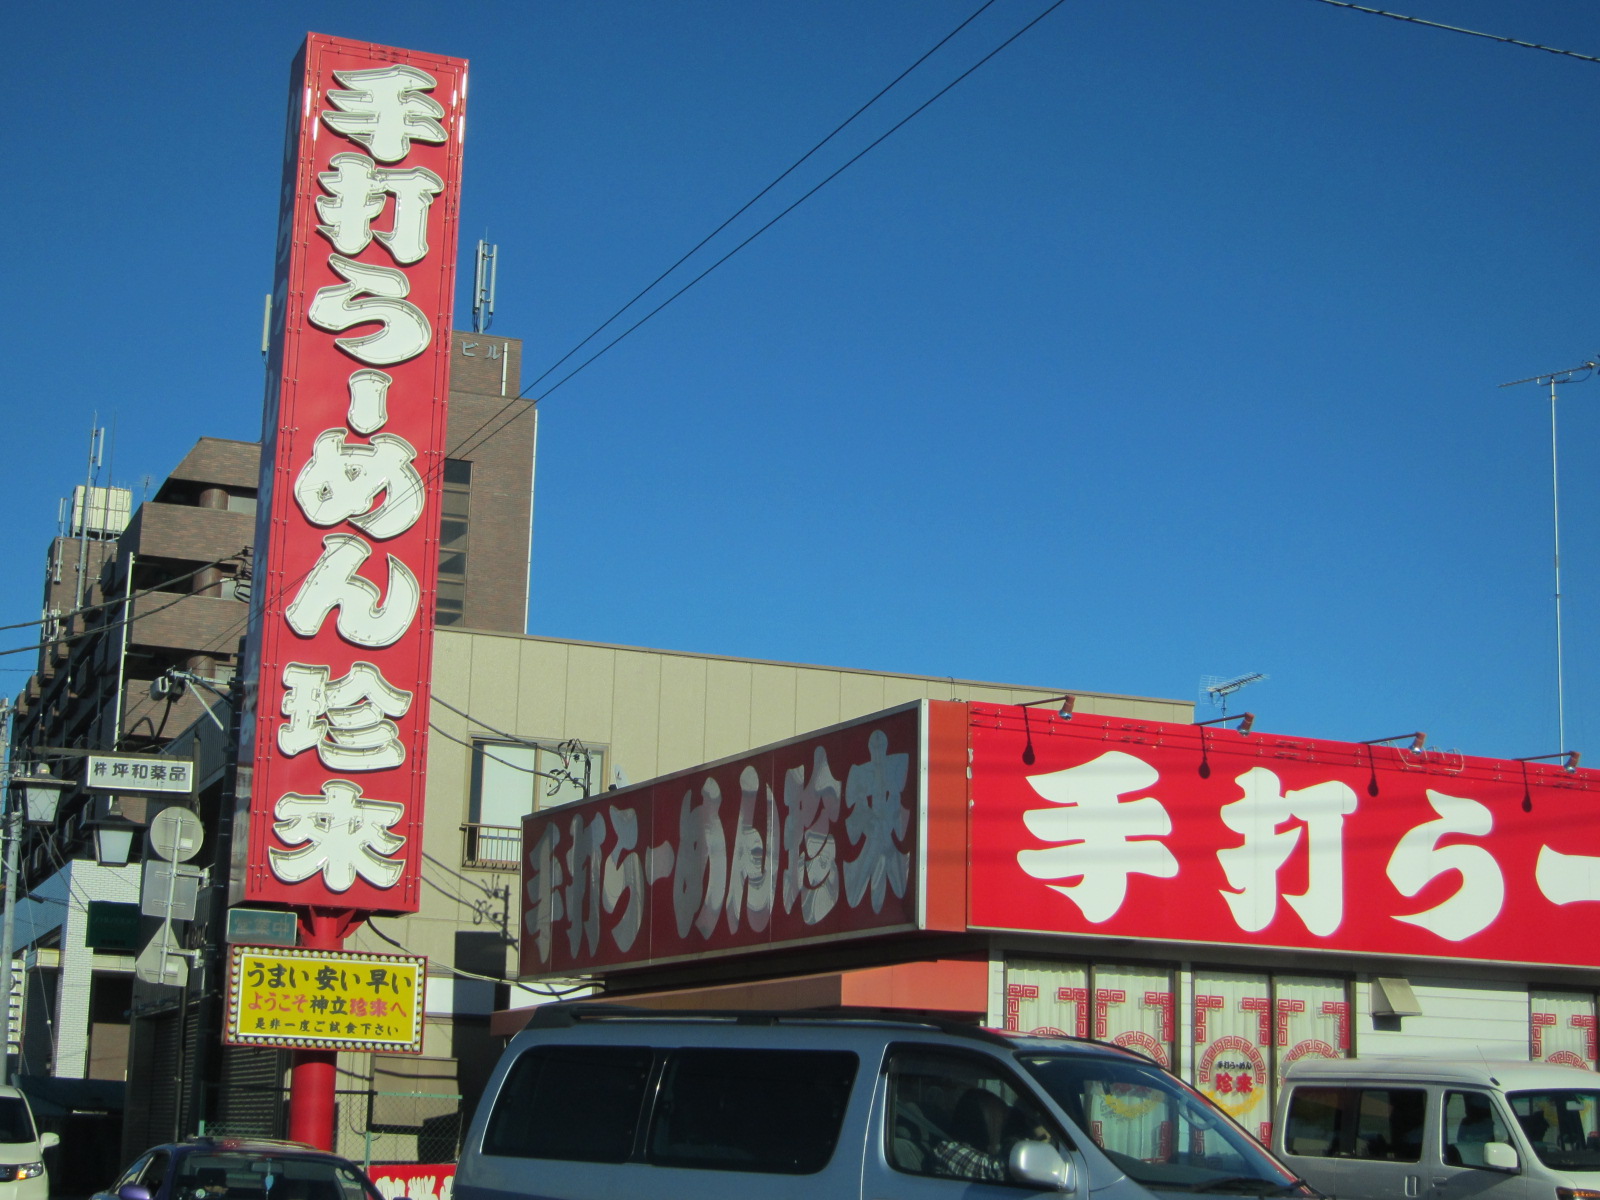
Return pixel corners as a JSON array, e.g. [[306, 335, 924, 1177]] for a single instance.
[[1360, 732, 1427, 754], [1194, 712, 1254, 735], [1516, 750, 1583, 774], [1018, 694, 1076, 721]]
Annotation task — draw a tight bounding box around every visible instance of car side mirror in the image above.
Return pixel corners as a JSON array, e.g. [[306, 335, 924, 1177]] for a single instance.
[[1481, 1141, 1518, 1172], [1011, 1139, 1077, 1193], [117, 1186, 153, 1200], [39, 1132, 59, 1150]]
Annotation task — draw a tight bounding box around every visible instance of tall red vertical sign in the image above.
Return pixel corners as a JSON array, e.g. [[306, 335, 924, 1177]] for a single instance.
[[237, 34, 467, 915]]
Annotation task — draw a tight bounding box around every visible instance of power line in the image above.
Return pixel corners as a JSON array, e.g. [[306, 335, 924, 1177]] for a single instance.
[[14, 2, 1070, 691], [0, 550, 249, 638], [0, 550, 249, 660], [1306, 0, 1600, 64], [520, 0, 1002, 399], [447, 0, 1070, 463]]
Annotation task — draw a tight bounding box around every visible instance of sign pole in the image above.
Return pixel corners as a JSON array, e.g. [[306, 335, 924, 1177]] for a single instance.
[[287, 908, 363, 1149]]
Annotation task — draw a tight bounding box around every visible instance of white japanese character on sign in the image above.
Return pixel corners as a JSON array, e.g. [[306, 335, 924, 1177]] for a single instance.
[[294, 429, 425, 540], [602, 806, 644, 954], [345, 368, 391, 435], [286, 533, 420, 648], [322, 64, 447, 163], [270, 779, 405, 890], [317, 153, 444, 265], [563, 810, 606, 959], [843, 729, 911, 913], [672, 779, 727, 940], [278, 661, 413, 770], [726, 766, 776, 934], [1018, 751, 1177, 924], [307, 255, 432, 366], [1387, 790, 1504, 940], [781, 747, 841, 924], [1537, 846, 1600, 907], [1217, 767, 1356, 936], [524, 823, 565, 966]]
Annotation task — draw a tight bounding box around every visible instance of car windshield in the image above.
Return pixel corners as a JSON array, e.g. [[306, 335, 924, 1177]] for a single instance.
[[1017, 1053, 1302, 1195], [173, 1153, 372, 1200], [1507, 1089, 1600, 1173], [0, 1097, 36, 1144]]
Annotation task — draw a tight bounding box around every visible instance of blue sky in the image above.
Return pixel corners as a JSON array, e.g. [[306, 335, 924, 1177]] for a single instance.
[[4, 0, 1596, 762]]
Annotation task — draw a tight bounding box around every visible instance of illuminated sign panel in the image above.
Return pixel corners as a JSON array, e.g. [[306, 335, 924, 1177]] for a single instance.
[[225, 945, 425, 1053], [237, 35, 467, 914], [518, 704, 936, 978], [968, 705, 1600, 969]]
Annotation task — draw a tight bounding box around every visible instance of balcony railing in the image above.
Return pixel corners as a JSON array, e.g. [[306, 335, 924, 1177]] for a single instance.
[[460, 822, 520, 870]]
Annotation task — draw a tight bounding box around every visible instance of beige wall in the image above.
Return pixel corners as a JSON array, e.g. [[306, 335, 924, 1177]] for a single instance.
[[348, 629, 1192, 992]]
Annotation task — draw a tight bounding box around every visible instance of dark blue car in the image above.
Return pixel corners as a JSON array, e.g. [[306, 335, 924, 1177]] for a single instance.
[[93, 1137, 385, 1200]]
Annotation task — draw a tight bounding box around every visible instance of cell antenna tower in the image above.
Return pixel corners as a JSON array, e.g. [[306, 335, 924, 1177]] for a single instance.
[[473, 237, 498, 334], [1201, 672, 1267, 717]]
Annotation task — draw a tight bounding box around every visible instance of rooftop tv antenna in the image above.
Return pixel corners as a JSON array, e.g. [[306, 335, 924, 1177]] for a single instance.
[[1499, 357, 1597, 754], [1201, 672, 1267, 717], [472, 236, 498, 334]]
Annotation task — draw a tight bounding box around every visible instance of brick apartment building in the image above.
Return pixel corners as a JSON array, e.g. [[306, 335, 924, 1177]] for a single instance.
[[6, 331, 536, 1184]]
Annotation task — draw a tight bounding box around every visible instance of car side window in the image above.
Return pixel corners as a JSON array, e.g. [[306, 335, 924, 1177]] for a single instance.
[[482, 1045, 654, 1162], [115, 1153, 154, 1190], [886, 1048, 1063, 1186], [1283, 1086, 1425, 1163], [646, 1048, 858, 1175], [1444, 1091, 1512, 1168], [139, 1151, 172, 1193]]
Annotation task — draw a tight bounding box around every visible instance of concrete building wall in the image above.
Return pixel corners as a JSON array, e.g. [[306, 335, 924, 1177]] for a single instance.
[[352, 628, 1193, 985], [1354, 976, 1532, 1060]]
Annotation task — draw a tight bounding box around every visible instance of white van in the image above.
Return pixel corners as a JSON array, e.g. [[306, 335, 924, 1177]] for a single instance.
[[0, 1085, 56, 1200], [457, 1004, 1312, 1199], [1272, 1056, 1600, 1200]]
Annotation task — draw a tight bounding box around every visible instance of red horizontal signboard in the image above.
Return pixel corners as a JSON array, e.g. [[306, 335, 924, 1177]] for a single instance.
[[968, 705, 1600, 968], [519, 704, 930, 977]]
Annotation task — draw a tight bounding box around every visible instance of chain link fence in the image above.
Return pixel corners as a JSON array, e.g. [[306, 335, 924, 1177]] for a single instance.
[[204, 1089, 464, 1170]]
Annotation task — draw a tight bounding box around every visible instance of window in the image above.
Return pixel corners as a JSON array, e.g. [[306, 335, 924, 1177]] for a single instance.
[[888, 1048, 1063, 1184], [483, 1045, 653, 1162], [436, 458, 470, 626], [1507, 1088, 1600, 1170], [648, 1048, 857, 1175], [1444, 1091, 1511, 1168], [480, 1045, 857, 1176], [1022, 1051, 1295, 1190], [0, 1096, 35, 1143], [1283, 1086, 1425, 1162], [466, 739, 605, 867]]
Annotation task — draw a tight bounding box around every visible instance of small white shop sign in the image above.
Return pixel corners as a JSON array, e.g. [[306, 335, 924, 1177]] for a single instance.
[[86, 755, 194, 793]]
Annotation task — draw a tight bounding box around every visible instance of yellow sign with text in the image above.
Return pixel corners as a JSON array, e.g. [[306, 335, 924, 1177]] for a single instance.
[[226, 946, 425, 1053]]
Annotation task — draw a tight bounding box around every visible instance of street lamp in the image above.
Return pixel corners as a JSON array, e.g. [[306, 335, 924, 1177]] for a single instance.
[[91, 822, 138, 867], [12, 774, 69, 827]]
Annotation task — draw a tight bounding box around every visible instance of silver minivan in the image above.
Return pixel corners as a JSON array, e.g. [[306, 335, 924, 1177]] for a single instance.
[[1272, 1056, 1600, 1199], [456, 1005, 1312, 1199]]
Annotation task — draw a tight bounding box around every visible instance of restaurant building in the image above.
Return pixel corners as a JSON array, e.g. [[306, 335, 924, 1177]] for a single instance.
[[507, 698, 1600, 1141]]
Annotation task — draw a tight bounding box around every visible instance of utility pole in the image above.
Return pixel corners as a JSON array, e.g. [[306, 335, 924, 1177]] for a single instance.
[[0, 701, 18, 1083], [1500, 359, 1597, 753]]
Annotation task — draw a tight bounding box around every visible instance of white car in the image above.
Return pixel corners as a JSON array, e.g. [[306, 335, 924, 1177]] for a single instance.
[[0, 1086, 55, 1200]]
